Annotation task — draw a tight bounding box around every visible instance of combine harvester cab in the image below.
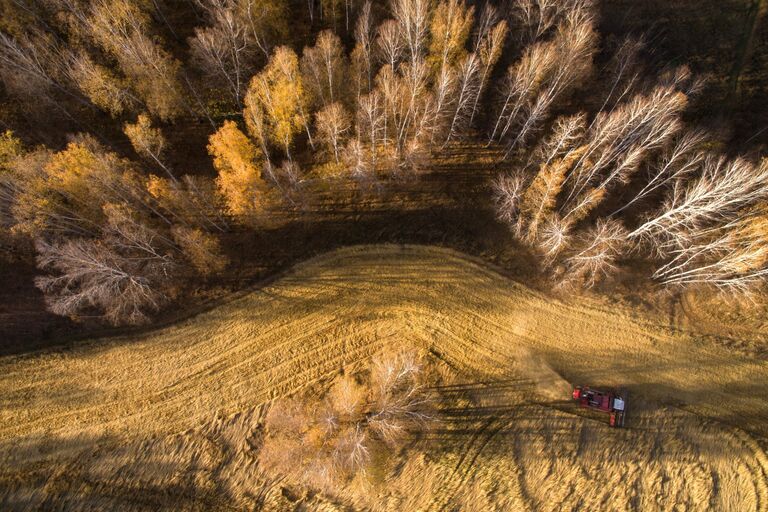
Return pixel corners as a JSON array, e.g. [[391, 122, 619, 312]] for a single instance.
[[572, 386, 627, 427]]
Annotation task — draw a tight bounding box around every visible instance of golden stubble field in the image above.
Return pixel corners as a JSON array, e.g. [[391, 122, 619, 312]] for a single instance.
[[1, 245, 767, 511]]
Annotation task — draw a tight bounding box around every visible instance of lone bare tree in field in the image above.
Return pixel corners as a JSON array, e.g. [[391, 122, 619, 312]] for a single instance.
[[259, 348, 433, 490]]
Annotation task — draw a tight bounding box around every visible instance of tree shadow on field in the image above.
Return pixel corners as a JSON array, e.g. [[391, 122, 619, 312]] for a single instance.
[[255, 252, 513, 318], [421, 378, 768, 463], [419, 382, 765, 486], [552, 352, 768, 438], [424, 380, 581, 439], [276, 257, 502, 292], [1, 380, 108, 419], [0, 420, 277, 512]]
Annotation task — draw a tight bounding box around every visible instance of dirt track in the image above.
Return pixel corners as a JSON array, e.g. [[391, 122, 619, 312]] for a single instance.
[[1, 245, 767, 510]]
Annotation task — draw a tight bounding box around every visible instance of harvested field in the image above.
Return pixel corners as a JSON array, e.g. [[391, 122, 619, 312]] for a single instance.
[[1, 245, 767, 510]]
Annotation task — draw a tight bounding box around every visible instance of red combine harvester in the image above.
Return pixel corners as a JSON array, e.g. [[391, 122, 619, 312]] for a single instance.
[[572, 386, 627, 427]]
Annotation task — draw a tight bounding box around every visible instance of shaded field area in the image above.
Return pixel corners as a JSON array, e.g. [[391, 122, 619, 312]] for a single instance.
[[1, 245, 767, 510]]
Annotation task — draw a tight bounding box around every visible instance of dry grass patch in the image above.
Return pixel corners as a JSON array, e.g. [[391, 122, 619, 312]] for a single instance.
[[1, 245, 767, 510]]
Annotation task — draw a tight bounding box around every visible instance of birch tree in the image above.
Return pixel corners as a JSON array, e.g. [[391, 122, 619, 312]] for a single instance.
[[73, 55, 136, 117], [35, 237, 170, 325], [510, 0, 591, 43], [376, 59, 433, 166], [352, 90, 387, 173], [560, 83, 689, 221], [171, 225, 228, 276], [392, 0, 431, 66], [316, 102, 352, 164], [189, 1, 256, 106], [235, 0, 288, 56], [558, 218, 627, 289], [426, 0, 473, 74], [651, 208, 768, 294], [351, 1, 375, 98], [7, 140, 153, 239], [492, 173, 525, 225], [376, 19, 404, 70], [517, 147, 585, 241], [468, 6, 507, 125], [629, 156, 768, 253], [611, 129, 708, 216], [34, 202, 177, 326], [146, 174, 228, 233], [490, 12, 597, 155], [89, 0, 185, 120], [124, 114, 173, 180], [245, 46, 313, 159], [301, 30, 348, 109], [0, 30, 71, 105], [526, 113, 586, 170], [442, 52, 480, 144]]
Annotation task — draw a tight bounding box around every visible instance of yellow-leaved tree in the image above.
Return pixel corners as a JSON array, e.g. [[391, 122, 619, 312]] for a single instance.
[[0, 130, 25, 256], [244, 46, 313, 161], [0, 130, 22, 172], [10, 140, 129, 237], [69, 52, 134, 117], [89, 0, 185, 120], [124, 113, 173, 179], [208, 120, 266, 216], [171, 225, 228, 276], [301, 30, 348, 110], [427, 0, 474, 74], [519, 147, 586, 242]]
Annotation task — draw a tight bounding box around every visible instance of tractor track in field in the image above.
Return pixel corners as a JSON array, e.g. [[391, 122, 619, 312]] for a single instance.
[[436, 415, 520, 512], [1, 244, 767, 510]]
